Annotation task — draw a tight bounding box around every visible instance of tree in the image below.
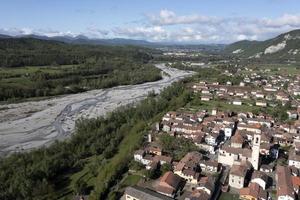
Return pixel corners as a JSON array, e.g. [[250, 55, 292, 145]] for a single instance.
[[73, 179, 88, 195], [160, 163, 172, 175]]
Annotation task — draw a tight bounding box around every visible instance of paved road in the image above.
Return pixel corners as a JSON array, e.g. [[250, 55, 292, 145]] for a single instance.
[[0, 64, 194, 156]]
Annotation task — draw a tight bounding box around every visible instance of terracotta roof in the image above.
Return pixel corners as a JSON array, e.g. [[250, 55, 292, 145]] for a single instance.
[[186, 190, 210, 200], [292, 176, 300, 188], [156, 186, 174, 196], [198, 176, 215, 192], [230, 164, 248, 177], [153, 155, 173, 164], [231, 132, 244, 144], [239, 183, 267, 199], [175, 151, 202, 172], [159, 171, 182, 190], [199, 160, 219, 168], [251, 171, 268, 182], [276, 166, 294, 199], [238, 123, 261, 129], [221, 146, 252, 158]]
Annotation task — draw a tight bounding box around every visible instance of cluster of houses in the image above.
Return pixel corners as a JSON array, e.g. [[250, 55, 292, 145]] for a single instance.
[[122, 66, 300, 200], [123, 105, 300, 200], [192, 73, 300, 112], [192, 80, 299, 109]]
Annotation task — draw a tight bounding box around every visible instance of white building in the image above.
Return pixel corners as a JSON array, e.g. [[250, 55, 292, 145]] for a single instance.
[[229, 164, 249, 189]]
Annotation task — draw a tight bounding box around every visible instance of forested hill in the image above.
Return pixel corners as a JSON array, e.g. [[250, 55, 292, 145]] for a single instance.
[[0, 37, 156, 67], [224, 29, 300, 62]]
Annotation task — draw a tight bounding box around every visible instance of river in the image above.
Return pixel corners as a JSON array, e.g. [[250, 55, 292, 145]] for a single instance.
[[0, 64, 194, 156]]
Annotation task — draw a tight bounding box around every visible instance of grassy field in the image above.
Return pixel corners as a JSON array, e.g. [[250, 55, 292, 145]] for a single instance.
[[186, 98, 260, 113], [219, 192, 239, 200], [120, 175, 142, 187], [243, 63, 300, 76], [0, 65, 78, 90]]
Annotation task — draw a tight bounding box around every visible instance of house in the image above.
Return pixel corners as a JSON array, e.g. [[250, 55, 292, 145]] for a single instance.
[[289, 148, 300, 169], [260, 164, 273, 173], [231, 132, 245, 148], [147, 145, 163, 156], [287, 110, 298, 120], [276, 92, 290, 101], [218, 146, 252, 167], [153, 155, 173, 165], [224, 125, 234, 138], [201, 89, 210, 94], [232, 99, 242, 106], [256, 101, 267, 107], [255, 92, 265, 99], [239, 183, 268, 200], [125, 186, 173, 200], [247, 118, 272, 128], [292, 176, 300, 194], [205, 132, 219, 146], [185, 190, 210, 200], [134, 150, 148, 165], [237, 123, 262, 134], [156, 171, 183, 198], [162, 121, 172, 132], [174, 152, 202, 184], [229, 164, 249, 189], [199, 160, 219, 173], [196, 176, 216, 195], [276, 166, 295, 200], [201, 95, 212, 101], [250, 171, 268, 190]]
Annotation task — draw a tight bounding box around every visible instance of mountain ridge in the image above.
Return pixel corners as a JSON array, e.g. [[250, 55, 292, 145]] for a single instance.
[[224, 29, 300, 62]]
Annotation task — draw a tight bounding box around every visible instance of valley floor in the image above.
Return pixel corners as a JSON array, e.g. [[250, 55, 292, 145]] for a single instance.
[[0, 64, 194, 156]]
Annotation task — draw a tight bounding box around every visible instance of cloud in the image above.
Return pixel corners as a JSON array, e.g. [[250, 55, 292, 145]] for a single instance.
[[1, 10, 300, 44], [0, 27, 79, 38], [113, 26, 168, 41], [86, 26, 109, 38], [149, 9, 220, 26], [260, 14, 300, 28], [0, 27, 110, 39]]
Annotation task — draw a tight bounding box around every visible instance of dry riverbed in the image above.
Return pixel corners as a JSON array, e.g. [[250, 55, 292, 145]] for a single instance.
[[0, 64, 194, 156]]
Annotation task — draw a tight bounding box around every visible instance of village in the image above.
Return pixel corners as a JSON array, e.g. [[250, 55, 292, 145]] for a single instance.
[[123, 67, 300, 200]]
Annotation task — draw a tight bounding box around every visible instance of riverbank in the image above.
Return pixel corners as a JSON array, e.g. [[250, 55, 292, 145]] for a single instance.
[[0, 64, 194, 156]]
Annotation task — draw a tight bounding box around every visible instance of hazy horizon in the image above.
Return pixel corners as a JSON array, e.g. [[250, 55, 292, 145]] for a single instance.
[[1, 0, 300, 44]]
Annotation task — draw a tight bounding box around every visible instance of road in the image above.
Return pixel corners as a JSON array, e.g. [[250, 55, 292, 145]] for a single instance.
[[0, 64, 194, 156]]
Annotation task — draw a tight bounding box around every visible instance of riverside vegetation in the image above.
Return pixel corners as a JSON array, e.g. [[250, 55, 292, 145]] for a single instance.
[[0, 38, 161, 101], [0, 80, 192, 200]]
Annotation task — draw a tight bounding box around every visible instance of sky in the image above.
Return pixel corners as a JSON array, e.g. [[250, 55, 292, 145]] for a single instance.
[[1, 0, 300, 43]]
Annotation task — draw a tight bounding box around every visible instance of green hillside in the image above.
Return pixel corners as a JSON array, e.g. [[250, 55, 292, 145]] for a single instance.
[[224, 29, 300, 62]]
